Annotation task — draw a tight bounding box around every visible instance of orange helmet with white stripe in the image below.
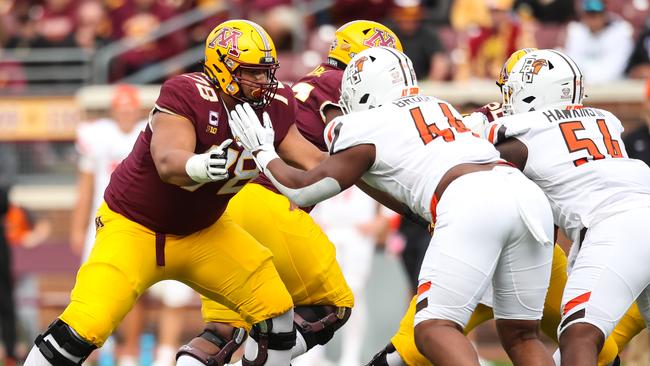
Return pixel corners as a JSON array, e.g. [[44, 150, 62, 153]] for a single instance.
[[204, 20, 279, 108], [328, 20, 403, 68]]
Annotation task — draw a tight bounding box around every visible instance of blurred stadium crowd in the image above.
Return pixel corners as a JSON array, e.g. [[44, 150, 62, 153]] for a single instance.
[[3, 0, 650, 365], [2, 0, 650, 93]]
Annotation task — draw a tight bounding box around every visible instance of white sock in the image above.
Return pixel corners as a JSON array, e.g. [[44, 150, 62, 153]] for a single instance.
[[24, 335, 84, 365], [154, 345, 177, 366], [386, 349, 407, 366], [176, 354, 207, 366], [24, 346, 54, 366], [290, 331, 308, 359], [244, 310, 294, 366]]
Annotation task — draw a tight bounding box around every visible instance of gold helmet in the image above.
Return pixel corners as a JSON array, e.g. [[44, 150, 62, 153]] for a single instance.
[[328, 20, 403, 68], [204, 19, 279, 108], [496, 47, 538, 89]]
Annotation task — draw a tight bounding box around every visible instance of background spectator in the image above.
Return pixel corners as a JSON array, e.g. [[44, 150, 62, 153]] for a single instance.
[[626, 18, 650, 79], [463, 0, 527, 80], [110, 0, 187, 80], [513, 0, 575, 24], [32, 0, 79, 48], [623, 80, 650, 166], [0, 143, 18, 366], [564, 0, 633, 84], [74, 0, 111, 52], [385, 0, 450, 81]]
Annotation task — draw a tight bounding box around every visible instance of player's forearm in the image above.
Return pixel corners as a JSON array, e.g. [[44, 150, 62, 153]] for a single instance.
[[154, 149, 197, 186], [277, 125, 327, 170], [355, 180, 402, 214], [261, 153, 341, 207]]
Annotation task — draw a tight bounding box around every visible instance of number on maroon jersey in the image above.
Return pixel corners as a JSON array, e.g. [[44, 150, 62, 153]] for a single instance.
[[559, 118, 623, 167], [181, 148, 258, 195], [410, 103, 472, 144]]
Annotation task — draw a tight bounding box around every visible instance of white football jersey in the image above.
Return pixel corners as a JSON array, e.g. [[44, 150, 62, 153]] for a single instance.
[[75, 118, 147, 219], [324, 95, 501, 222], [310, 186, 377, 230], [497, 107, 650, 243]]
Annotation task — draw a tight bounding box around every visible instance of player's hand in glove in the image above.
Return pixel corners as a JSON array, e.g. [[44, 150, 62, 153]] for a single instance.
[[474, 102, 504, 122], [228, 102, 279, 170], [185, 139, 232, 183], [463, 102, 504, 136]]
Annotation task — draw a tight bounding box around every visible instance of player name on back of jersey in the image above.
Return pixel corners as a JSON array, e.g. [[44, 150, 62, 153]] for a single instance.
[[542, 107, 606, 123], [393, 95, 433, 107]]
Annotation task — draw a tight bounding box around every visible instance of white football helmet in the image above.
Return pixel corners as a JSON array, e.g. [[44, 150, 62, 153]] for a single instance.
[[339, 46, 418, 114], [502, 49, 585, 115]]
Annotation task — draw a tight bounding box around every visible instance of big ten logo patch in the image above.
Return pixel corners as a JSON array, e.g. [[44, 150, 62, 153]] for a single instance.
[[519, 58, 548, 83], [208, 27, 243, 58], [362, 28, 397, 49], [206, 111, 219, 134]]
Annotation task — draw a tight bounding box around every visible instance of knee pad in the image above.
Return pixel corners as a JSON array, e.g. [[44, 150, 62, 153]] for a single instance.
[[242, 317, 296, 366], [34, 319, 96, 366], [294, 306, 351, 349], [176, 327, 247, 366]]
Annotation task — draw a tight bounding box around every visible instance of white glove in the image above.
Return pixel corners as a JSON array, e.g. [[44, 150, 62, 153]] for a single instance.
[[228, 103, 278, 170], [185, 139, 232, 183], [482, 122, 530, 145], [462, 112, 490, 136]]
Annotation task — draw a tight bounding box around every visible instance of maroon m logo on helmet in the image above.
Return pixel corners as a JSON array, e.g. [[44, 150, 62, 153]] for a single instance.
[[362, 28, 396, 48], [208, 27, 243, 58]]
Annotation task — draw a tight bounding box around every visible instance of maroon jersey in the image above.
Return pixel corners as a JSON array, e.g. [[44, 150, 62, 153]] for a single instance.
[[252, 63, 343, 198], [104, 72, 296, 235], [294, 63, 343, 151]]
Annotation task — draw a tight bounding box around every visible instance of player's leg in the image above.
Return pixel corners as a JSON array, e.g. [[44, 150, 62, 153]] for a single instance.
[[175, 296, 249, 366], [491, 209, 554, 364], [490, 168, 554, 365], [609, 303, 646, 359], [149, 280, 196, 366], [175, 211, 295, 366], [558, 208, 650, 366], [117, 300, 145, 366], [366, 293, 494, 366], [413, 172, 524, 365], [544, 245, 620, 366], [326, 229, 374, 366], [24, 203, 161, 365], [178, 184, 353, 365]]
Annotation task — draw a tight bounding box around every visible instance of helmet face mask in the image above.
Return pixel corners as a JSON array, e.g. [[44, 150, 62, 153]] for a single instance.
[[204, 20, 279, 109], [502, 49, 585, 115], [340, 47, 418, 114], [230, 63, 279, 108]]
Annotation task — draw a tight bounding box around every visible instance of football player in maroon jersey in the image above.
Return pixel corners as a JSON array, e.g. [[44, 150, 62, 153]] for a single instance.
[[25, 19, 305, 366]]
